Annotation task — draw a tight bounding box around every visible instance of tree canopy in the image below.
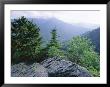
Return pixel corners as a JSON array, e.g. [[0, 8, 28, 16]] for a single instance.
[[11, 16, 42, 63]]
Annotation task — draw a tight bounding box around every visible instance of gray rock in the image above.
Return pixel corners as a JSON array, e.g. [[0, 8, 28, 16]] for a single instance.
[[41, 57, 92, 77], [11, 63, 48, 77]]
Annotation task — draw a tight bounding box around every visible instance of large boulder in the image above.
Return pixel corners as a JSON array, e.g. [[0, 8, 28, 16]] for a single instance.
[[41, 57, 92, 77], [11, 63, 48, 77]]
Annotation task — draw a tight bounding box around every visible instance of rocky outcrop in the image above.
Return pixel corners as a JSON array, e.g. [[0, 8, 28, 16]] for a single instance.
[[11, 63, 48, 77], [41, 57, 92, 77], [11, 57, 92, 77]]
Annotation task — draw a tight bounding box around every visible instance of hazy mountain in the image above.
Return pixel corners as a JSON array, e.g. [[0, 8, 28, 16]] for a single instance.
[[76, 23, 100, 30], [11, 17, 100, 53], [29, 17, 99, 42], [11, 17, 100, 48], [83, 28, 100, 53]]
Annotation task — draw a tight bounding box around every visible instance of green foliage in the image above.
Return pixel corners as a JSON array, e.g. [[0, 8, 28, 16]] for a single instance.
[[88, 66, 100, 77], [11, 16, 42, 63], [11, 16, 100, 76], [47, 29, 64, 58], [48, 29, 61, 48], [80, 51, 99, 70], [67, 36, 100, 76], [80, 51, 100, 76], [48, 46, 64, 58], [67, 36, 93, 63]]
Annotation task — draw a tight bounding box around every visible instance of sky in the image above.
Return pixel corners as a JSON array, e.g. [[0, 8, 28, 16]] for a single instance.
[[11, 11, 100, 25]]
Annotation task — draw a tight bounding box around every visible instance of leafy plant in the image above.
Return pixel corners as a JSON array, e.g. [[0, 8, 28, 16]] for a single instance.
[[66, 36, 100, 76]]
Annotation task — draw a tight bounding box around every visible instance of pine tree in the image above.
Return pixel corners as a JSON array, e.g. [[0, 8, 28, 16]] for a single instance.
[[47, 28, 64, 58], [11, 16, 42, 63], [48, 29, 60, 48]]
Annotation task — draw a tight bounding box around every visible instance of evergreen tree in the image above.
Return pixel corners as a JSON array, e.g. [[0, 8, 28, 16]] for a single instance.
[[48, 29, 60, 48], [47, 28, 64, 58], [11, 16, 42, 63]]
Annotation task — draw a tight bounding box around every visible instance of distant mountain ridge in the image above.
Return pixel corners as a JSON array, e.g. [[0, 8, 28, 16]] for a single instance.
[[11, 17, 100, 53], [28, 17, 99, 42]]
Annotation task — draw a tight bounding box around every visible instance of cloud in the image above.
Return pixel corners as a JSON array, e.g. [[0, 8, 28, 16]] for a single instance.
[[11, 11, 99, 24]]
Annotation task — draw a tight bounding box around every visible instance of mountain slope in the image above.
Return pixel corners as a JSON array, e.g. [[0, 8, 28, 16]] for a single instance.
[[29, 18, 97, 42], [83, 28, 100, 53]]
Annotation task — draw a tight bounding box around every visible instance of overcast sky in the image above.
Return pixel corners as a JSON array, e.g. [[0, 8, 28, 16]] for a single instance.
[[11, 11, 100, 25]]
